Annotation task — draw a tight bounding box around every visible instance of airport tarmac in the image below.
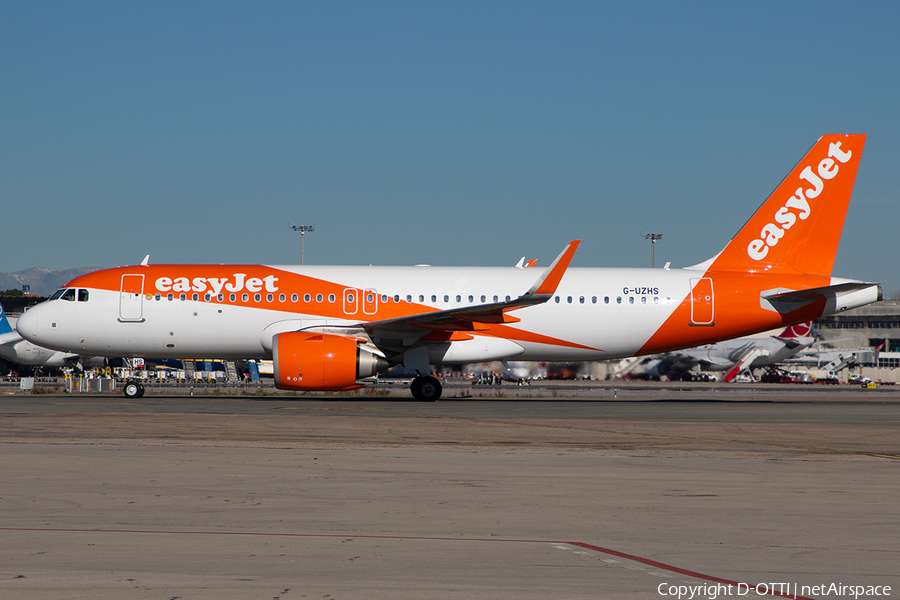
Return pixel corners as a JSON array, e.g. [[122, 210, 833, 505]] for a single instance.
[[2, 381, 899, 599]]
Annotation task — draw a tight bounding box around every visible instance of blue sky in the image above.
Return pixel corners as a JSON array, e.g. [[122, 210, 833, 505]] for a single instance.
[[3, 2, 899, 293]]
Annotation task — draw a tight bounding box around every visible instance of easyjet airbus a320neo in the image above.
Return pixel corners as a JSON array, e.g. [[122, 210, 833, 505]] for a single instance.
[[17, 135, 881, 400]]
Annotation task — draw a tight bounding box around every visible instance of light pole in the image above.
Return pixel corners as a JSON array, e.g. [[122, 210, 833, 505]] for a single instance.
[[643, 232, 662, 268], [291, 224, 315, 265]]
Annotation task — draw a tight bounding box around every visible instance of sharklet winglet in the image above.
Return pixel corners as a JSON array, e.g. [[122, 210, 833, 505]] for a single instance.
[[521, 240, 580, 301]]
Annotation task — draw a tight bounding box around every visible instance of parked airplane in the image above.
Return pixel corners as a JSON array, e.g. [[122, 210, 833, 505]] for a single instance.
[[640, 322, 816, 382], [0, 302, 80, 369], [16, 134, 881, 400]]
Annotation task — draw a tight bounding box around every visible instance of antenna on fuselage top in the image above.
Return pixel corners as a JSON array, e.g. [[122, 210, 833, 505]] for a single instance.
[[141, 255, 150, 266]]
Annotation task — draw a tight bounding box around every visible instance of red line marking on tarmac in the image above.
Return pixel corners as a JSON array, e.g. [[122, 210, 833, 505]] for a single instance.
[[569, 541, 813, 599], [1, 527, 814, 599]]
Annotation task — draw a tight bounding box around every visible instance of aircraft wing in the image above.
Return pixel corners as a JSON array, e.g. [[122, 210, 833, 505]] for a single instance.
[[360, 240, 580, 340]]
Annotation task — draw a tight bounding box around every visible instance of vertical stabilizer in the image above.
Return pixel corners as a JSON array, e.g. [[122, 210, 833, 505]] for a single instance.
[[709, 134, 866, 276], [0, 303, 22, 345]]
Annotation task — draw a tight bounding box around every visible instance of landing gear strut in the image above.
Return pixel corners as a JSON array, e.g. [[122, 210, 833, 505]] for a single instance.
[[410, 375, 442, 402], [123, 379, 145, 398]]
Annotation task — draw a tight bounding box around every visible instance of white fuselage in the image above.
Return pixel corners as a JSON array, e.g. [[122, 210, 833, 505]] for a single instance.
[[19, 265, 696, 361]]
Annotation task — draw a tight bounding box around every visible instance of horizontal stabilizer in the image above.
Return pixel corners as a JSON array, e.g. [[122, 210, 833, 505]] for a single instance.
[[761, 282, 882, 314]]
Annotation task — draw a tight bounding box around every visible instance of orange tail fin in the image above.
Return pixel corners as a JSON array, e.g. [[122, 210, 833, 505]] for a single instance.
[[709, 134, 866, 276]]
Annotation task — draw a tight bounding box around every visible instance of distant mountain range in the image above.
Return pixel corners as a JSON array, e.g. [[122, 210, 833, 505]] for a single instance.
[[0, 267, 102, 297]]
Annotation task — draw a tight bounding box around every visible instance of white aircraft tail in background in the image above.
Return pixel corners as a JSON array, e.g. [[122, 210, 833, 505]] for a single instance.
[[641, 322, 816, 382]]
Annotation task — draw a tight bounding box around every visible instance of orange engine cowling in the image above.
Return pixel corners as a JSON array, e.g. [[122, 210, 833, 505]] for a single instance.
[[273, 331, 388, 391]]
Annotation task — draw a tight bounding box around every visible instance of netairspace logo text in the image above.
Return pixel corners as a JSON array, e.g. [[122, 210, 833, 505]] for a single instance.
[[658, 582, 892, 600]]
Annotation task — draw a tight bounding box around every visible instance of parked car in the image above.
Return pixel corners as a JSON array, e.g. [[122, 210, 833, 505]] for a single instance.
[[760, 368, 795, 383], [791, 372, 815, 384]]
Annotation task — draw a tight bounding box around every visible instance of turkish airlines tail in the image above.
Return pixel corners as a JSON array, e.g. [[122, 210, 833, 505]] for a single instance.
[[778, 321, 813, 340], [708, 134, 866, 276]]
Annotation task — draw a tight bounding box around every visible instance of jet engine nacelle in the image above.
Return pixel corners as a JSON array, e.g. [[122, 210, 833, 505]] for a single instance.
[[273, 331, 388, 391], [643, 358, 672, 378]]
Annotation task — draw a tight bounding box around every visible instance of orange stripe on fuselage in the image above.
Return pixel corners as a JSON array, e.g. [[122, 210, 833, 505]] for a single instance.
[[67, 265, 437, 322]]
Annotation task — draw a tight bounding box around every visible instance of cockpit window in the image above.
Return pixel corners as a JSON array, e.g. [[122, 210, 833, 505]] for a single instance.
[[77, 289, 89, 302], [60, 289, 76, 302], [49, 289, 66, 301]]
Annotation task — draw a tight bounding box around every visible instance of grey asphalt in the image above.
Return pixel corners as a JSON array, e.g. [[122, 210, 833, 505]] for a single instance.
[[1, 383, 898, 599]]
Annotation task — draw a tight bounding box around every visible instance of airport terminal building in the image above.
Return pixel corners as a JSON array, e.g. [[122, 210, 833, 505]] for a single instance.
[[815, 300, 900, 382]]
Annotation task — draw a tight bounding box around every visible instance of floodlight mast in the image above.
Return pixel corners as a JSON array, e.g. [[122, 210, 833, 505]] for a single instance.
[[642, 232, 663, 268], [291, 224, 315, 265]]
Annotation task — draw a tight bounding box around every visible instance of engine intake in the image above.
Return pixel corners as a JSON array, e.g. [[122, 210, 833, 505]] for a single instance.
[[273, 331, 388, 391]]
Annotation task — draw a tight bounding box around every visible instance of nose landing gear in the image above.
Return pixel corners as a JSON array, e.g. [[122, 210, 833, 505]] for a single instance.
[[123, 379, 145, 398]]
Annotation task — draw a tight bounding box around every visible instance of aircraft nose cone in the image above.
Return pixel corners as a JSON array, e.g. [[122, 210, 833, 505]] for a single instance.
[[16, 307, 39, 340]]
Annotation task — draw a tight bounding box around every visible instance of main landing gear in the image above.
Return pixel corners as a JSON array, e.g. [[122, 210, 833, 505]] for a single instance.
[[123, 379, 145, 399], [410, 375, 442, 402]]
